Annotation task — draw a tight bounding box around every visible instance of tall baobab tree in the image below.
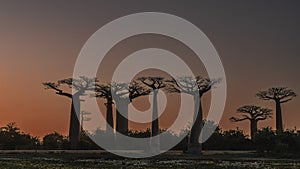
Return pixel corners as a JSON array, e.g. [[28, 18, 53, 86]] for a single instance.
[[256, 87, 296, 133], [43, 76, 97, 149], [167, 76, 218, 154], [95, 83, 114, 135], [138, 77, 166, 152], [230, 105, 272, 139], [112, 81, 151, 135]]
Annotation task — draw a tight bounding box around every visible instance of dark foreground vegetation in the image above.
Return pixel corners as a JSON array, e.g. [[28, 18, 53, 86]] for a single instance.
[[1, 122, 300, 159]]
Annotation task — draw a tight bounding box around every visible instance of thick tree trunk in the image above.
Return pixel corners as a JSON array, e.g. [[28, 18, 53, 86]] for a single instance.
[[150, 89, 160, 153], [116, 100, 129, 135], [106, 98, 114, 135], [69, 95, 81, 150], [188, 95, 202, 154], [275, 100, 283, 133], [250, 120, 257, 139]]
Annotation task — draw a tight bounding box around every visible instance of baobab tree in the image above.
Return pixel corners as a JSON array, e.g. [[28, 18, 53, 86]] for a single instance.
[[167, 76, 218, 154], [95, 83, 114, 135], [230, 105, 272, 139], [138, 77, 166, 152], [256, 87, 296, 133], [43, 76, 97, 149], [112, 81, 151, 135]]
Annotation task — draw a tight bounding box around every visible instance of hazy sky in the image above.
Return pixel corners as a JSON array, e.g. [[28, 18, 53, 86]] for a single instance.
[[0, 1, 299, 137]]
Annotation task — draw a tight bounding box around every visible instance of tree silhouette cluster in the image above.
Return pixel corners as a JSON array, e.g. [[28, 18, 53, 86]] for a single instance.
[[42, 76, 297, 154], [0, 122, 39, 150], [43, 75, 216, 153], [231, 87, 296, 140], [0, 122, 100, 150]]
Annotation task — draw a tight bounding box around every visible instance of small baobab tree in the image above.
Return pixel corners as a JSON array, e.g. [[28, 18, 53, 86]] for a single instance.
[[43, 76, 97, 149], [256, 87, 296, 133], [138, 77, 166, 152], [167, 76, 218, 154], [230, 105, 272, 139]]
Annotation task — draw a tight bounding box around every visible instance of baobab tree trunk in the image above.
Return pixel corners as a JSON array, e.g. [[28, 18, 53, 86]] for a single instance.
[[106, 98, 114, 135], [150, 89, 160, 153], [275, 100, 283, 133], [69, 95, 81, 150], [250, 120, 257, 139], [188, 95, 202, 154], [116, 100, 129, 135]]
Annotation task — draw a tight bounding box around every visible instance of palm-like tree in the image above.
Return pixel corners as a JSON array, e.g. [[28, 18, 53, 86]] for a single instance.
[[230, 105, 272, 139]]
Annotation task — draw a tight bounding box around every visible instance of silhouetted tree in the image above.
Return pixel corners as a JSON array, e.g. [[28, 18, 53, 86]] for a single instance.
[[256, 87, 296, 133], [230, 105, 272, 139], [43, 132, 68, 150], [167, 76, 218, 154], [43, 76, 97, 149], [0, 122, 20, 149], [138, 77, 166, 152], [95, 83, 114, 135], [0, 123, 39, 150], [112, 81, 151, 135]]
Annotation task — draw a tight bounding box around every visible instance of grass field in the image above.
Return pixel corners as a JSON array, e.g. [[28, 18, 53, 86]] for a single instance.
[[0, 151, 299, 169]]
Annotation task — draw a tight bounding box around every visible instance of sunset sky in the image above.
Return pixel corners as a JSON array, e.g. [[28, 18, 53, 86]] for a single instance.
[[0, 1, 299, 138]]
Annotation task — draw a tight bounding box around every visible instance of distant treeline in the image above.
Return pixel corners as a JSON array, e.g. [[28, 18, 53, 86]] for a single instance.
[[1, 122, 300, 155]]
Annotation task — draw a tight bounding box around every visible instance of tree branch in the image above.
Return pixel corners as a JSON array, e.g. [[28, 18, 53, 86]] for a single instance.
[[43, 82, 72, 98], [230, 116, 250, 122]]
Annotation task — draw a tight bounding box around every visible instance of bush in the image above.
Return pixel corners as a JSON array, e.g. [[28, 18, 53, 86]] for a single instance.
[[252, 127, 276, 152], [42, 132, 69, 150], [0, 122, 40, 150]]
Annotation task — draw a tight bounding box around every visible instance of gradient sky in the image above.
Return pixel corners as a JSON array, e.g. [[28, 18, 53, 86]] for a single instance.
[[0, 1, 299, 138]]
